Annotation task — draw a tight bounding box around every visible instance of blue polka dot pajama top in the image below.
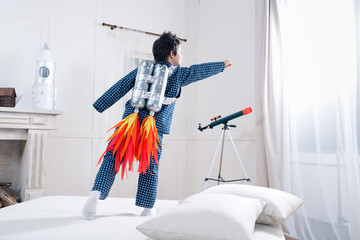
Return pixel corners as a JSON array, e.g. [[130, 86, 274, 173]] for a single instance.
[[92, 61, 225, 208]]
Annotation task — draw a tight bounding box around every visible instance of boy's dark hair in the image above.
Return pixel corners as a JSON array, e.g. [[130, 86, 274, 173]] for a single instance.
[[153, 31, 180, 62]]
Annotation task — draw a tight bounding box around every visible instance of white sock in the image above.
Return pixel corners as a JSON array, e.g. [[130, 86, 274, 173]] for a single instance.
[[141, 207, 157, 217], [82, 191, 101, 221]]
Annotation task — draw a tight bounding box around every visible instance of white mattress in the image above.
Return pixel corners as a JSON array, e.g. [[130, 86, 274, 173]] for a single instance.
[[0, 196, 284, 240]]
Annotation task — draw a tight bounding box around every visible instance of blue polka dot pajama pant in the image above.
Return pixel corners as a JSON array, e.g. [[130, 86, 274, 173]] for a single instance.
[[92, 133, 163, 209]]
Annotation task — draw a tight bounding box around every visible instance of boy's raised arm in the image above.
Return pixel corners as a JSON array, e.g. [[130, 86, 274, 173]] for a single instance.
[[93, 68, 138, 113], [178, 60, 231, 87]]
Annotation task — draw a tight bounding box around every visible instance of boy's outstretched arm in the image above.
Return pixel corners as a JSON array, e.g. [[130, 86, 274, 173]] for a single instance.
[[93, 68, 138, 113], [178, 60, 232, 87]]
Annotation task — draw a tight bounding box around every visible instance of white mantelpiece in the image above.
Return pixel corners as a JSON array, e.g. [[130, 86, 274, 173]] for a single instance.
[[0, 107, 61, 201]]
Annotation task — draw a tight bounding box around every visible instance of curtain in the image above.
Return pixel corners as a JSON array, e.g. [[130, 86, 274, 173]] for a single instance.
[[258, 0, 285, 191], [260, 0, 360, 239], [93, 27, 146, 197], [96, 28, 146, 132]]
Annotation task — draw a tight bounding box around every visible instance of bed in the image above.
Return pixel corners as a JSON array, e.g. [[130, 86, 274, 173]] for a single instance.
[[0, 184, 303, 240]]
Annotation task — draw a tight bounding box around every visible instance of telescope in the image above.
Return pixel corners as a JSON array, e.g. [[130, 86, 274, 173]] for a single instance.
[[198, 107, 252, 131], [199, 107, 253, 188]]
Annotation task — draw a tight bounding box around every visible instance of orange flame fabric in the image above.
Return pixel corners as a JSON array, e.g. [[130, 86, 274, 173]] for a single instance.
[[136, 115, 160, 175], [97, 112, 140, 180]]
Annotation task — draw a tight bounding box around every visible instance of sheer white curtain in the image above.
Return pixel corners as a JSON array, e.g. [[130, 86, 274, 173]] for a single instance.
[[260, 0, 360, 239], [93, 28, 146, 196], [97, 28, 146, 131]]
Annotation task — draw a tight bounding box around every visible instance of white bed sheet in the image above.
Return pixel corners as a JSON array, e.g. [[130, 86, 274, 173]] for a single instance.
[[0, 196, 284, 240]]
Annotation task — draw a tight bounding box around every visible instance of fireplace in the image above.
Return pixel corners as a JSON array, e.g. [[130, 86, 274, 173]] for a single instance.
[[0, 107, 61, 202]]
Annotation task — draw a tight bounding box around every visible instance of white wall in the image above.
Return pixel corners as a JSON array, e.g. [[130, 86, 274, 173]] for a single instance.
[[185, 0, 258, 196], [0, 0, 262, 200]]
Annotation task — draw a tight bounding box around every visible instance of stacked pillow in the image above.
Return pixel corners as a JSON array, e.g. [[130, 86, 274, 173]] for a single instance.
[[137, 184, 304, 240], [197, 184, 304, 225]]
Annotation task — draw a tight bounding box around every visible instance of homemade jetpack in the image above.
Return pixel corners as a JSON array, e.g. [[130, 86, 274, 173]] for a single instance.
[[97, 60, 176, 179], [198, 107, 252, 189]]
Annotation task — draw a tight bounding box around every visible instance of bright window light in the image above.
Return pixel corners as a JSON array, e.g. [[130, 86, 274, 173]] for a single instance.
[[280, 0, 357, 153]]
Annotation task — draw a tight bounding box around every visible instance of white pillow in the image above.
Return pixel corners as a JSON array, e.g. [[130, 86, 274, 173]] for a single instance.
[[137, 193, 266, 240], [198, 184, 304, 225]]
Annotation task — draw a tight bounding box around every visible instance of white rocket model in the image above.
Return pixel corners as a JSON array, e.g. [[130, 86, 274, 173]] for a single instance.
[[31, 44, 56, 110]]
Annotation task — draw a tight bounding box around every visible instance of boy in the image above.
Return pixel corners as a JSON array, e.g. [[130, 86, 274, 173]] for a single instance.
[[82, 31, 231, 220]]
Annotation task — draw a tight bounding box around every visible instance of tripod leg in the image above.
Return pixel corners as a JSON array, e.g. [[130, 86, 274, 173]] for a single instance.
[[204, 129, 225, 190], [226, 130, 250, 180], [218, 128, 226, 185]]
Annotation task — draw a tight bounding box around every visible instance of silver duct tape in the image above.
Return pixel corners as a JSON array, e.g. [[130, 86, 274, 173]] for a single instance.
[[130, 60, 172, 112], [130, 60, 153, 109], [163, 97, 176, 105], [146, 64, 169, 112]]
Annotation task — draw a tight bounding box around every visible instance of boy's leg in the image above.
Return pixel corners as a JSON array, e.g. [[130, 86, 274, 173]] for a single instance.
[[92, 151, 117, 199], [82, 151, 116, 220], [135, 134, 163, 211]]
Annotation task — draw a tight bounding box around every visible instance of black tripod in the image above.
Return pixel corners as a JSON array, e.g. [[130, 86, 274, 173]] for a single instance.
[[204, 122, 251, 190]]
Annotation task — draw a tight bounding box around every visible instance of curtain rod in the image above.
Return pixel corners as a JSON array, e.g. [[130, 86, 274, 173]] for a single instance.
[[102, 23, 187, 42]]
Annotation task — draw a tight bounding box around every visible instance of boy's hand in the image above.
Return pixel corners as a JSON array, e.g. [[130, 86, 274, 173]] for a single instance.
[[224, 60, 232, 68]]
